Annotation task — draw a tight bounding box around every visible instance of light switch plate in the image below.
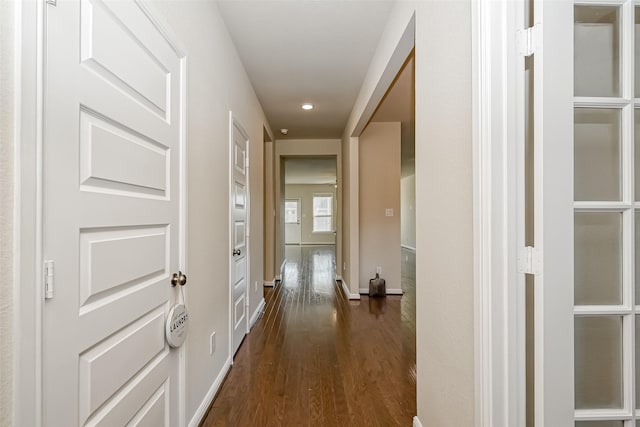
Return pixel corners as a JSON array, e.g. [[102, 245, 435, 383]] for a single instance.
[[385, 208, 393, 217]]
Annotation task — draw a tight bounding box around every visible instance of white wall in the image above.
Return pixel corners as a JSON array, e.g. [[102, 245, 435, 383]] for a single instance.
[[285, 184, 337, 245], [359, 122, 401, 291], [344, 2, 475, 425], [0, 0, 15, 424], [148, 2, 270, 423], [401, 174, 416, 250]]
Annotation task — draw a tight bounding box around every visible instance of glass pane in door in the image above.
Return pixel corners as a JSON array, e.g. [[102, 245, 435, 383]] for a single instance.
[[575, 316, 624, 409], [636, 213, 640, 305], [575, 6, 620, 97], [637, 315, 640, 409], [575, 213, 622, 305], [574, 108, 621, 201], [636, 110, 640, 201]]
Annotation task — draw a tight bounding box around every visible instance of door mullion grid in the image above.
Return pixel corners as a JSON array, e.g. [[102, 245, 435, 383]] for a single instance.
[[574, 0, 636, 424], [627, 0, 636, 422]]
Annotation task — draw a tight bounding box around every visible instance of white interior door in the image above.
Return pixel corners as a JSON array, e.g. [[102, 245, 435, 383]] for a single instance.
[[42, 0, 184, 425], [284, 199, 301, 245], [571, 2, 639, 425], [230, 115, 249, 357], [531, 0, 640, 425]]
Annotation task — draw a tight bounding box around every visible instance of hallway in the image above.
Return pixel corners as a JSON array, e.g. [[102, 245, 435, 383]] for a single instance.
[[202, 246, 416, 426]]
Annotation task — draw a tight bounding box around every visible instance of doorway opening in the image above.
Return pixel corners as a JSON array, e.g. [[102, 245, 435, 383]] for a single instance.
[[281, 156, 338, 249], [360, 51, 415, 298]]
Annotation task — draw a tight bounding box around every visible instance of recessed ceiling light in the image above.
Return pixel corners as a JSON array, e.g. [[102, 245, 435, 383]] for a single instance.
[[280, 129, 288, 135], [301, 103, 314, 110]]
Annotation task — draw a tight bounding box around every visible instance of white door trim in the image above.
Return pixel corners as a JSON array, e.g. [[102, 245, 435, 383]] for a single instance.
[[473, 0, 525, 425], [15, 1, 188, 425], [16, 0, 46, 424]]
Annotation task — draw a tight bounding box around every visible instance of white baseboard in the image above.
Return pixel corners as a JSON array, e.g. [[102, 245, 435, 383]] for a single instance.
[[340, 279, 361, 300], [187, 356, 232, 427], [413, 416, 423, 427], [401, 244, 416, 252], [249, 298, 266, 329], [263, 279, 276, 287], [359, 288, 404, 295]]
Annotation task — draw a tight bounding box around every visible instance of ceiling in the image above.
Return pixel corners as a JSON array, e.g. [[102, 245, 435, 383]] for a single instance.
[[217, 0, 395, 140], [284, 157, 337, 185]]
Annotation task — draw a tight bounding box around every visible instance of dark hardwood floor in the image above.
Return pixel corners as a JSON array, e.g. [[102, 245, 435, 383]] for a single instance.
[[201, 245, 416, 427]]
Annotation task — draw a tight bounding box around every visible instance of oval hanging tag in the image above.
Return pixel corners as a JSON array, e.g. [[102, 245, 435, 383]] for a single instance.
[[166, 304, 189, 348]]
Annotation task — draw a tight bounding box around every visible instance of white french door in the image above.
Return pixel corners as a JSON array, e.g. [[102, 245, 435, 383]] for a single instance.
[[42, 0, 185, 425], [532, 0, 640, 425], [572, 2, 639, 425], [521, 0, 575, 425]]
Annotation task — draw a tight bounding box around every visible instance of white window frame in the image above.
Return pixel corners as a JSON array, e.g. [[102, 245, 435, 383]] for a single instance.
[[312, 193, 333, 233]]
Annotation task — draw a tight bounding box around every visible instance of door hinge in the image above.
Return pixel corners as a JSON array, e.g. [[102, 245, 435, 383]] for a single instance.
[[517, 24, 541, 57], [518, 246, 541, 275], [44, 260, 54, 299]]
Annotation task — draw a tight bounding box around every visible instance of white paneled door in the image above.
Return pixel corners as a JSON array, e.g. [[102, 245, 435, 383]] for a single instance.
[[43, 1, 184, 426], [230, 116, 249, 357]]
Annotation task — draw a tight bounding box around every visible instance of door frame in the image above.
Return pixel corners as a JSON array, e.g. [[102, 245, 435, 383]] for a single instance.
[[228, 111, 250, 362], [14, 1, 189, 425], [473, 0, 574, 425]]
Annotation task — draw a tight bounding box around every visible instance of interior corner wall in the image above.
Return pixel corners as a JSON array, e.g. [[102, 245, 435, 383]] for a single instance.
[[263, 139, 276, 282], [0, 0, 15, 424], [401, 174, 416, 250], [359, 122, 401, 291], [340, 137, 351, 287], [147, 2, 270, 423], [414, 2, 474, 425], [344, 1, 475, 425]]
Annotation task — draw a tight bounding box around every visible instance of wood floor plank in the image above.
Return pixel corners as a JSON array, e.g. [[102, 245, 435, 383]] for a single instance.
[[201, 246, 416, 426]]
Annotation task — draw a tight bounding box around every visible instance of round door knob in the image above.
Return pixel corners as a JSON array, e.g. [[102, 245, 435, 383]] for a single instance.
[[171, 271, 187, 287], [233, 249, 241, 256]]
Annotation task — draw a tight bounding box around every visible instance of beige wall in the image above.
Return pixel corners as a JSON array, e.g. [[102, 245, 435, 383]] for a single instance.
[[0, 0, 15, 424], [401, 174, 416, 250], [415, 3, 474, 420], [340, 137, 353, 287], [359, 122, 401, 292], [343, 1, 475, 424], [263, 139, 276, 282], [285, 184, 337, 245], [149, 1, 270, 422]]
